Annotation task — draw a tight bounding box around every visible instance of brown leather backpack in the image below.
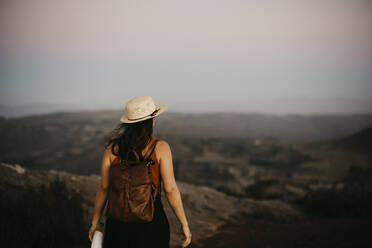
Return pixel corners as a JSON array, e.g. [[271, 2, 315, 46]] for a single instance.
[[106, 137, 161, 223]]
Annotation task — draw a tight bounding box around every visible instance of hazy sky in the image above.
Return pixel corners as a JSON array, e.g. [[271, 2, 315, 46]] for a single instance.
[[1, 0, 371, 115]]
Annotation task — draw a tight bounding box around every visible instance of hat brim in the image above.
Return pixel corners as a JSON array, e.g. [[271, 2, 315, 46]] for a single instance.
[[119, 103, 168, 123]]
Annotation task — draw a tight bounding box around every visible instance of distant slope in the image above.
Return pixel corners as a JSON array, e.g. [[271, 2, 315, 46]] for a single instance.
[[0, 103, 85, 118], [1, 110, 372, 176], [4, 110, 372, 141], [158, 112, 372, 141], [334, 125, 372, 156]]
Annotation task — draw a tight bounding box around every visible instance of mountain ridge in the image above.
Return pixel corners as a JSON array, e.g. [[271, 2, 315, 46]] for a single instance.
[[3, 110, 372, 142]]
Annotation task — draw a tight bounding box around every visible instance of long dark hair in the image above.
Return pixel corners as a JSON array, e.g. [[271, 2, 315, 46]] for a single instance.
[[105, 118, 154, 164]]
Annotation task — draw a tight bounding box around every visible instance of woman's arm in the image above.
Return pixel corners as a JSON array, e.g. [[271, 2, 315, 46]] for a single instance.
[[158, 140, 192, 247], [89, 145, 112, 241]]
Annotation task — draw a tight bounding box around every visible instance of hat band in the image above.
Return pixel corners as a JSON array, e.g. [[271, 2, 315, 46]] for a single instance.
[[127, 108, 160, 121]]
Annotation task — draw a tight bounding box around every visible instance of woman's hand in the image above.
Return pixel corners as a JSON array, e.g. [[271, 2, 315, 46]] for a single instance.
[[89, 224, 97, 242], [180, 224, 192, 247]]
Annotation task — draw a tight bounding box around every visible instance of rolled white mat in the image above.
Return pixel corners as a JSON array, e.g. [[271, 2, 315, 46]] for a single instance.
[[91, 230, 103, 248]]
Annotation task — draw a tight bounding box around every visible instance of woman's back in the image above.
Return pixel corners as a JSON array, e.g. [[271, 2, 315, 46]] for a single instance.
[[103, 136, 171, 248]]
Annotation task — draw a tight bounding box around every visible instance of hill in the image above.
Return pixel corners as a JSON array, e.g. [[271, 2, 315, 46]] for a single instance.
[[1, 111, 371, 247]]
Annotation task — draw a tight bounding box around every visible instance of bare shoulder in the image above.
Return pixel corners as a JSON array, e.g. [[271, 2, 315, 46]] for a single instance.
[[154, 138, 172, 163], [155, 138, 171, 152], [104, 142, 117, 164]]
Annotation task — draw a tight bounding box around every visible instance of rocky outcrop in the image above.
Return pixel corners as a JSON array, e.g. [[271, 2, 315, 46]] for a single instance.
[[0, 162, 301, 247]]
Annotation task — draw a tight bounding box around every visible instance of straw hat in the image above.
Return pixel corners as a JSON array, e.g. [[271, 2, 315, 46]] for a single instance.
[[120, 96, 168, 123]]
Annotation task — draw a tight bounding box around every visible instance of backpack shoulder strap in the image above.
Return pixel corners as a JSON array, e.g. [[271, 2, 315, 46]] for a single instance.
[[143, 137, 159, 160], [145, 138, 162, 197]]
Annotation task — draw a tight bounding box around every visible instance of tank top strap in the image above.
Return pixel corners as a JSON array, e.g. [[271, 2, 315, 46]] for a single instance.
[[149, 138, 162, 196]]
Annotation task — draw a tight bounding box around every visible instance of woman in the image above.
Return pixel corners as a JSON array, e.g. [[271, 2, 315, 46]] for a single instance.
[[88, 96, 192, 248]]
